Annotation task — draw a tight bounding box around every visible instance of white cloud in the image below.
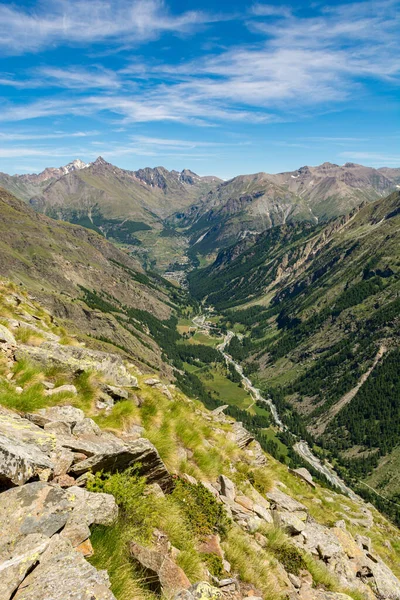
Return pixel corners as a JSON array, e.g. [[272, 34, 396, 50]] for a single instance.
[[0, 0, 398, 129], [339, 151, 400, 165], [0, 130, 98, 141], [0, 0, 215, 55], [250, 4, 292, 18], [38, 67, 121, 90]]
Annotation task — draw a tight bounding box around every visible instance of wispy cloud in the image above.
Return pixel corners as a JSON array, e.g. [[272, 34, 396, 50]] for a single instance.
[[0, 130, 98, 141], [250, 4, 292, 18], [0, 0, 215, 55], [38, 67, 121, 90], [339, 151, 400, 165], [0, 0, 398, 131]]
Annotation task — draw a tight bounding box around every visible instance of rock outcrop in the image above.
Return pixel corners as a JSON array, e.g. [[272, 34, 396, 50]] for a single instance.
[[0, 481, 117, 599], [15, 342, 139, 387], [0, 406, 172, 492]]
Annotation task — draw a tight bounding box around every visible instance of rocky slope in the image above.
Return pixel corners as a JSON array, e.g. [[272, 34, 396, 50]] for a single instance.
[[171, 162, 399, 258], [0, 186, 192, 375], [0, 159, 89, 202], [27, 157, 221, 225], [0, 284, 400, 600], [189, 191, 400, 504]]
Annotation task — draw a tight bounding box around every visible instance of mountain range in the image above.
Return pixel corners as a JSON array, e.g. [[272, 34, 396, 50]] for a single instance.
[[189, 189, 400, 503], [0, 164, 400, 599], [1, 159, 400, 273]]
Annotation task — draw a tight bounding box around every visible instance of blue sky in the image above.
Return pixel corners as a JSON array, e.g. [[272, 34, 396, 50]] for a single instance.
[[0, 0, 399, 178]]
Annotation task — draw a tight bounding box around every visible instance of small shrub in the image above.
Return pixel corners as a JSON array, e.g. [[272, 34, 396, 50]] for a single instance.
[[201, 553, 224, 578], [273, 545, 307, 576], [172, 479, 231, 539], [248, 467, 273, 495]]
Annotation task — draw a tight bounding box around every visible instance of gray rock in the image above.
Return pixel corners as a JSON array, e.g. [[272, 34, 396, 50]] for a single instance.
[[33, 405, 85, 425], [102, 384, 129, 400], [0, 412, 54, 487], [355, 534, 371, 551], [301, 522, 342, 559], [211, 405, 229, 415], [44, 420, 72, 436], [144, 377, 161, 386], [267, 488, 308, 513], [219, 475, 236, 502], [15, 342, 139, 387], [0, 324, 16, 345], [288, 573, 302, 589], [69, 437, 173, 491], [13, 535, 116, 600], [201, 481, 220, 498], [289, 467, 316, 488], [42, 381, 55, 389], [0, 533, 50, 599], [175, 582, 221, 600], [72, 417, 101, 437], [273, 511, 305, 535], [232, 422, 254, 448], [45, 384, 78, 396], [253, 503, 273, 523]]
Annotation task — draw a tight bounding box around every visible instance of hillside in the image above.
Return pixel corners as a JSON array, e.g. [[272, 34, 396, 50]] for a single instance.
[[0, 159, 89, 202], [172, 162, 399, 260], [0, 280, 400, 600], [189, 191, 400, 504], [0, 186, 192, 375], [0, 158, 220, 273]]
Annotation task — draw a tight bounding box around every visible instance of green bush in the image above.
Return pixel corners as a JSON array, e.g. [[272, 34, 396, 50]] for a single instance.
[[172, 479, 231, 539], [273, 545, 307, 576], [201, 553, 224, 578]]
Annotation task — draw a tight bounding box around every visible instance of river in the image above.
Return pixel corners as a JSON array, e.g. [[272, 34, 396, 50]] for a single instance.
[[215, 329, 358, 499]]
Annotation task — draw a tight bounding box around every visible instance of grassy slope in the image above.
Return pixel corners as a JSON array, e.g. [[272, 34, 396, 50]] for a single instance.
[[0, 187, 191, 373], [189, 191, 400, 498], [1, 282, 400, 600]]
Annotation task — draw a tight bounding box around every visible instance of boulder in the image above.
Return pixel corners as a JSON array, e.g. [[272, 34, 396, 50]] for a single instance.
[[144, 378, 161, 386], [15, 342, 139, 387], [45, 384, 77, 396], [30, 405, 85, 426], [102, 384, 129, 400], [72, 417, 102, 437], [267, 488, 307, 513], [219, 475, 236, 502], [272, 511, 305, 535], [0, 533, 50, 599], [129, 541, 190, 595], [289, 467, 316, 488], [300, 522, 342, 560], [0, 324, 16, 345], [43, 421, 72, 436], [175, 582, 221, 600], [0, 412, 54, 487], [232, 422, 254, 448], [69, 437, 173, 491], [13, 535, 116, 600], [253, 503, 273, 523], [212, 405, 229, 416], [0, 482, 117, 552]]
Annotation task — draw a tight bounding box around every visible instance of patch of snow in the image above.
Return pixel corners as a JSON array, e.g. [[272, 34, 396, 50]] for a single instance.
[[194, 230, 209, 245]]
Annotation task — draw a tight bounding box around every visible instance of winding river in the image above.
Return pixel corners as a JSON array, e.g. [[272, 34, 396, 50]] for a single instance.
[[214, 328, 358, 499]]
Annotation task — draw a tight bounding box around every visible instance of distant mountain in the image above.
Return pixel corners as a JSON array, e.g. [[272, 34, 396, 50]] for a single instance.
[[25, 157, 221, 225], [189, 190, 400, 499], [0, 186, 188, 374], [172, 162, 399, 257], [0, 159, 89, 202]]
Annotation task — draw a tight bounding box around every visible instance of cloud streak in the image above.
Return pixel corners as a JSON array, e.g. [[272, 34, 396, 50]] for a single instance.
[[0, 0, 215, 55]]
